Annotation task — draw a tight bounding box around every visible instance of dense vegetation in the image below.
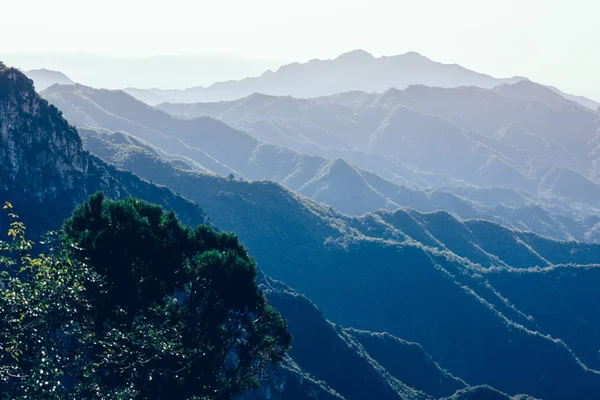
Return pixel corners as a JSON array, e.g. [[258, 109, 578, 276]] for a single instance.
[[0, 195, 290, 399]]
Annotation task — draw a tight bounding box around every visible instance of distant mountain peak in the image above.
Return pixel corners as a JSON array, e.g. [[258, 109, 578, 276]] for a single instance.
[[246, 92, 278, 100], [399, 51, 429, 60], [123, 51, 566, 109], [495, 79, 583, 110], [329, 157, 356, 170], [24, 68, 75, 91], [335, 49, 375, 62], [29, 68, 58, 73]]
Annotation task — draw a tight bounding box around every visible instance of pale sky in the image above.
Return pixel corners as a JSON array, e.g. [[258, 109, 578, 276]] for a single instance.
[[1, 0, 599, 99]]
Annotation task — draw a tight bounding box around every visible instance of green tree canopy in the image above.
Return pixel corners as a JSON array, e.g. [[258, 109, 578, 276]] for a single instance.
[[1, 194, 291, 399]]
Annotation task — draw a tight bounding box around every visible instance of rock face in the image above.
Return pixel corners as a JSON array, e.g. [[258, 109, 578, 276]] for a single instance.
[[0, 63, 90, 197]]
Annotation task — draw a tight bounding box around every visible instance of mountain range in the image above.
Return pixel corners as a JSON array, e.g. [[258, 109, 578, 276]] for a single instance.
[[122, 49, 525, 105], [72, 121, 600, 400], [40, 82, 600, 243], [1, 61, 553, 400], [156, 81, 600, 186], [5, 50, 600, 400], [155, 82, 600, 206], [118, 50, 599, 112]]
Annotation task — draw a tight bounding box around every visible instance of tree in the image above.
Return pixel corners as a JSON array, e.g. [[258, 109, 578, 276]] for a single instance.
[[1, 194, 291, 399], [0, 202, 97, 399]]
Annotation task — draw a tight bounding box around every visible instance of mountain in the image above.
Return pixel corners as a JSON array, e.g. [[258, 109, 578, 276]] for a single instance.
[[42, 82, 600, 243], [255, 276, 457, 400], [123, 50, 526, 105], [47, 84, 518, 191], [35, 85, 459, 194], [24, 68, 75, 91], [158, 84, 600, 202], [2, 62, 542, 400], [90, 127, 600, 243], [547, 85, 600, 112], [73, 121, 600, 399], [34, 80, 593, 245], [154, 85, 600, 238]]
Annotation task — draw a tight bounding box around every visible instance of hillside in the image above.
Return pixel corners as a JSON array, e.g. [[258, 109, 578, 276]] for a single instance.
[[76, 124, 600, 399]]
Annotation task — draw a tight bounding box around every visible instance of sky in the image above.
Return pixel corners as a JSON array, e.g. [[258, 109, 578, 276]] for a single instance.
[[1, 0, 599, 99]]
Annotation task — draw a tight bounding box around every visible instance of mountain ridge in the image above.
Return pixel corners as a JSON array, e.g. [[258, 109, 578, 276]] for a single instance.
[[121, 49, 599, 113], [43, 82, 600, 243], [122, 49, 526, 105]]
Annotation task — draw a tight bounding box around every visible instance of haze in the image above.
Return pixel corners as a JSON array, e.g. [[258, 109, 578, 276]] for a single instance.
[[1, 0, 599, 99]]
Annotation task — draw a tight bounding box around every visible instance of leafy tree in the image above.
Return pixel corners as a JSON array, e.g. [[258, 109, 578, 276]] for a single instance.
[[0, 194, 291, 399], [0, 202, 98, 399]]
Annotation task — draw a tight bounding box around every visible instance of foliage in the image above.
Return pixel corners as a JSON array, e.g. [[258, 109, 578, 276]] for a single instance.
[[0, 202, 97, 399], [0, 195, 291, 399]]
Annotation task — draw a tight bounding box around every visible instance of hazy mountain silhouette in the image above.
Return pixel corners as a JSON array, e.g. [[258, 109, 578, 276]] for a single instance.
[[546, 85, 600, 111], [24, 68, 75, 91], [124, 49, 599, 112], [123, 50, 526, 105]]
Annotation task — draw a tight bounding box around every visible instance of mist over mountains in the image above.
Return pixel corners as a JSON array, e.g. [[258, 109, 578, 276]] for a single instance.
[[117, 50, 599, 112], [121, 50, 524, 105], [38, 78, 600, 242], [4, 46, 600, 399]]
